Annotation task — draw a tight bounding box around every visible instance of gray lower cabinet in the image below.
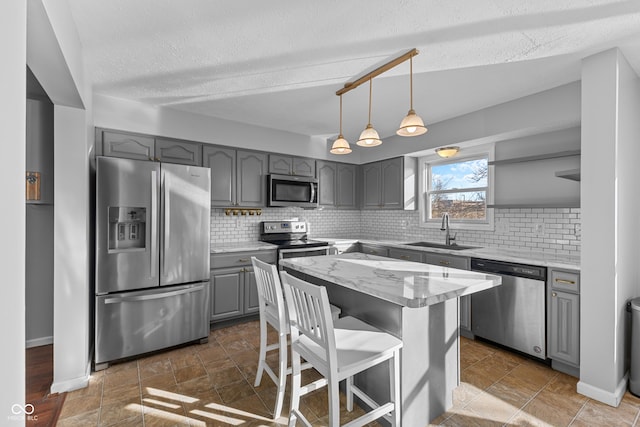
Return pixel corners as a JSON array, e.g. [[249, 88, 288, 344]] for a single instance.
[[317, 161, 357, 209], [210, 250, 276, 322], [388, 248, 423, 262], [548, 269, 580, 370], [203, 146, 267, 207]]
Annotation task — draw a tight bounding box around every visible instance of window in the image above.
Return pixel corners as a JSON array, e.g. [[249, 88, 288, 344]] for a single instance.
[[419, 144, 494, 230]]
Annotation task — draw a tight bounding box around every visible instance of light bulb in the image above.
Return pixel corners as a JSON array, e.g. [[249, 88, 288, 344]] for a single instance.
[[406, 126, 417, 134]]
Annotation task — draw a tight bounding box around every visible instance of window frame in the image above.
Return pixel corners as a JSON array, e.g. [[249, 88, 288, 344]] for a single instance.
[[418, 143, 495, 231]]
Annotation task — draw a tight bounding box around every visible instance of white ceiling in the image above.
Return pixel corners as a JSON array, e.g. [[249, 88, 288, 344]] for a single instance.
[[66, 0, 640, 146]]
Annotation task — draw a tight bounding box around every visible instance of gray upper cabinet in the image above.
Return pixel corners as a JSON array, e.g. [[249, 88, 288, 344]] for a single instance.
[[202, 147, 267, 207], [269, 154, 315, 177], [317, 161, 337, 206], [317, 161, 357, 209], [362, 157, 405, 209], [237, 150, 268, 207], [155, 138, 202, 165], [100, 129, 155, 161], [203, 146, 236, 206]]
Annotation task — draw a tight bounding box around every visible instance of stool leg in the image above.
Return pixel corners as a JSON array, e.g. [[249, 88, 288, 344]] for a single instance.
[[390, 349, 401, 426], [254, 317, 268, 387], [328, 377, 340, 426], [273, 331, 287, 419], [288, 350, 302, 427], [346, 375, 354, 412]]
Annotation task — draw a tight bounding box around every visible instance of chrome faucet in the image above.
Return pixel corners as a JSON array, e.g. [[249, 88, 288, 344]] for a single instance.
[[440, 213, 456, 246]]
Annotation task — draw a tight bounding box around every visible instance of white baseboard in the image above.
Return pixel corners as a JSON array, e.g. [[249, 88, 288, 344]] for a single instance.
[[25, 336, 53, 348], [50, 360, 91, 394], [577, 372, 629, 407]]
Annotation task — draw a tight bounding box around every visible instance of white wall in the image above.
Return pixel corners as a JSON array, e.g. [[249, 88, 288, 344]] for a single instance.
[[578, 48, 640, 406], [94, 94, 337, 162], [27, 0, 93, 393], [0, 0, 26, 420]]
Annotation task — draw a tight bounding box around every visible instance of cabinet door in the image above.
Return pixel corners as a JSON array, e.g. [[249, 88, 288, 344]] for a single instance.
[[317, 161, 336, 207], [362, 163, 381, 208], [292, 157, 315, 177], [388, 248, 423, 262], [244, 269, 260, 314], [156, 138, 202, 165], [210, 268, 244, 321], [269, 154, 293, 175], [381, 158, 403, 209], [425, 253, 470, 270], [102, 130, 155, 161], [237, 151, 267, 207], [549, 290, 580, 366], [459, 295, 472, 333], [336, 163, 357, 208], [203, 146, 236, 206]]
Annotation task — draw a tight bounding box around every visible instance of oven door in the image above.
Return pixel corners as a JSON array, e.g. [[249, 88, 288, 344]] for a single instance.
[[277, 246, 333, 270]]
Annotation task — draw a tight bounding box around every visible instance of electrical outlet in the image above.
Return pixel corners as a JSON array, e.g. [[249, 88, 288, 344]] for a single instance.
[[534, 223, 544, 234], [496, 218, 509, 233]]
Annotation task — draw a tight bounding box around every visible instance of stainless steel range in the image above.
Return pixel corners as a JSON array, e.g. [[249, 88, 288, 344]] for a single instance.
[[259, 220, 331, 269]]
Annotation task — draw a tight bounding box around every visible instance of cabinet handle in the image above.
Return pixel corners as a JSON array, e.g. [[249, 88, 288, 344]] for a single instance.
[[554, 278, 576, 285], [552, 292, 558, 297], [400, 255, 410, 260], [238, 258, 249, 263], [440, 261, 450, 266]]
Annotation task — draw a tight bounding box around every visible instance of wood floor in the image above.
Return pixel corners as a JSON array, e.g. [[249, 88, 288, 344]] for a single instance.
[[25, 345, 66, 427]]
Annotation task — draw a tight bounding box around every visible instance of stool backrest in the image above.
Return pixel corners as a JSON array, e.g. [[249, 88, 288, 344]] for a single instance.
[[252, 257, 287, 331], [280, 272, 337, 367]]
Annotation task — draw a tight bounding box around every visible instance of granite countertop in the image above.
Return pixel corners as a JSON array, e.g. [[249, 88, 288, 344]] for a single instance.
[[314, 237, 580, 270], [211, 241, 277, 254], [280, 252, 502, 308]]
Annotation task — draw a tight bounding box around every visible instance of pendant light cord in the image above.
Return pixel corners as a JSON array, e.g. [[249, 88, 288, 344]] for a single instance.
[[368, 79, 373, 125], [410, 56, 414, 110], [339, 94, 343, 134]]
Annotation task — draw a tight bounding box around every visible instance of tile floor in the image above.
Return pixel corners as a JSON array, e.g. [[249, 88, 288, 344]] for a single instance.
[[57, 319, 640, 426]]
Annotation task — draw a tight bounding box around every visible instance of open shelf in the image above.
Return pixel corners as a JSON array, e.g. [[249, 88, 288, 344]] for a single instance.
[[488, 201, 580, 209], [555, 168, 581, 181], [488, 150, 581, 166]]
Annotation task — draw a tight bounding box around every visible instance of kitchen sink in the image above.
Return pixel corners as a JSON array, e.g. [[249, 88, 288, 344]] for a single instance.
[[404, 241, 480, 251]]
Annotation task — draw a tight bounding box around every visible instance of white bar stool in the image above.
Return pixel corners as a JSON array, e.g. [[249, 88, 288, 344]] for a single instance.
[[280, 272, 402, 427], [251, 257, 341, 419]]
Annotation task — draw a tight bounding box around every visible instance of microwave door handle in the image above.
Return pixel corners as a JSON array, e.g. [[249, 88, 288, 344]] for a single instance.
[[310, 182, 316, 203]]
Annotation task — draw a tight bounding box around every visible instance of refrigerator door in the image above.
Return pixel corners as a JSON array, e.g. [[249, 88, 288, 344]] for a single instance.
[[160, 163, 211, 286], [95, 282, 209, 366], [96, 157, 160, 294]]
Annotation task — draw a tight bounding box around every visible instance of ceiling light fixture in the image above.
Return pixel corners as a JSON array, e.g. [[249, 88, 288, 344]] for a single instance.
[[435, 146, 460, 158], [330, 95, 352, 155], [331, 48, 424, 154], [397, 55, 427, 137], [356, 79, 382, 147]]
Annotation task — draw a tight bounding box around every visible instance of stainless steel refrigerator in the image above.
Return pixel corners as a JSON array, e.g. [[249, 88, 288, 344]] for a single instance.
[[95, 156, 210, 369]]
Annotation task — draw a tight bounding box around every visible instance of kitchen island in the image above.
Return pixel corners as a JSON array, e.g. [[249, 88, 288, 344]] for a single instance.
[[280, 252, 502, 426]]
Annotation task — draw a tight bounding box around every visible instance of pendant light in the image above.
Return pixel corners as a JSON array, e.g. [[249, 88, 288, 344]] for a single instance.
[[356, 79, 382, 147], [397, 55, 427, 136], [330, 95, 352, 155]]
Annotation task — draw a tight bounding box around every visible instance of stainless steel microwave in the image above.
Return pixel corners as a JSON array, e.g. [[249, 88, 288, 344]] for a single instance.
[[268, 174, 318, 208]]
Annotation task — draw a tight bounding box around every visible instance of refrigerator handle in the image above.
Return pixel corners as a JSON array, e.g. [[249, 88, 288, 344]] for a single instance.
[[104, 284, 204, 304], [164, 172, 171, 276], [150, 170, 158, 278]]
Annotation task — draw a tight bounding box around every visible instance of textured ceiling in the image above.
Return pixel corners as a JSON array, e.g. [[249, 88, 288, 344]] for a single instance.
[[66, 0, 640, 144]]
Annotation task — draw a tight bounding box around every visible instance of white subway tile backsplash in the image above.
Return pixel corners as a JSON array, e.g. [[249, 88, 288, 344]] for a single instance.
[[209, 206, 581, 256]]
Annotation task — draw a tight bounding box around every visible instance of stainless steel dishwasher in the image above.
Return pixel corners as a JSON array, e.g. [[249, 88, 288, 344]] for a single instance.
[[471, 258, 547, 360]]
